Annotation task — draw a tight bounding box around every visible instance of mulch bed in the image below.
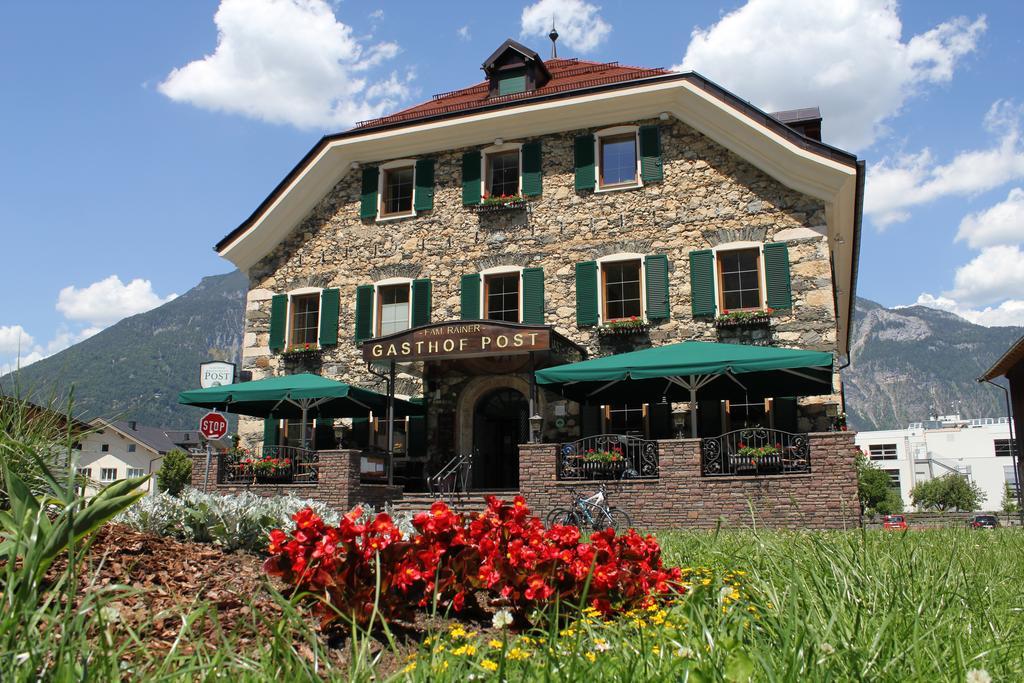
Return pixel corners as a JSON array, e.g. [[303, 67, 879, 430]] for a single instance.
[[46, 524, 284, 655]]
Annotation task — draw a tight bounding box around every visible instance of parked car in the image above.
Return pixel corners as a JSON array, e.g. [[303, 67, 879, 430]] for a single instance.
[[883, 514, 908, 530], [969, 515, 1000, 529]]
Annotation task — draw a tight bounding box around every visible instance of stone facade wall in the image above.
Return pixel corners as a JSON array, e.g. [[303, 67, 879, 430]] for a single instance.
[[190, 450, 403, 511], [238, 115, 842, 454], [519, 432, 860, 530]]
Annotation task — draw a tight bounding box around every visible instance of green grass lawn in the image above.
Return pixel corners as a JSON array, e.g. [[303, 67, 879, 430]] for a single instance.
[[5, 527, 1022, 681]]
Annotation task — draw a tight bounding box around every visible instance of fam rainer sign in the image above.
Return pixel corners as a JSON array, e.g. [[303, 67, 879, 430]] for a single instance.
[[361, 321, 553, 362]]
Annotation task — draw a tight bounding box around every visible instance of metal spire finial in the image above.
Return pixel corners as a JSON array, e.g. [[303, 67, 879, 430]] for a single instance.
[[549, 19, 559, 59]]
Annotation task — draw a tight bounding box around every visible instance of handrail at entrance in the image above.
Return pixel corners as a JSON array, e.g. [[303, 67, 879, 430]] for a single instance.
[[427, 452, 473, 501]]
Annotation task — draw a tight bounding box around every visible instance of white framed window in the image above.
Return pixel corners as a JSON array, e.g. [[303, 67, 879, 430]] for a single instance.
[[127, 444, 136, 453], [285, 286, 323, 349], [594, 126, 641, 192], [100, 468, 118, 482], [596, 253, 646, 324], [377, 159, 417, 221], [76, 467, 92, 479], [869, 444, 898, 460], [101, 444, 109, 452], [479, 266, 524, 323], [710, 242, 770, 314], [480, 143, 523, 199], [126, 467, 145, 479], [374, 278, 413, 336]]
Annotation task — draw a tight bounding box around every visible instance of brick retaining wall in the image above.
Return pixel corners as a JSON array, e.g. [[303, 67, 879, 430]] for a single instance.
[[519, 432, 860, 530], [191, 450, 403, 511]]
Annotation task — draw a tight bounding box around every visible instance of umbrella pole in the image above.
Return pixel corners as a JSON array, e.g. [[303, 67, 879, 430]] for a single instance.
[[301, 402, 309, 450], [387, 360, 396, 486], [690, 375, 698, 438]]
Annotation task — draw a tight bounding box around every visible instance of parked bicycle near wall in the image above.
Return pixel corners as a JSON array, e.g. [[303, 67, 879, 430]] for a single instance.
[[545, 483, 632, 532]]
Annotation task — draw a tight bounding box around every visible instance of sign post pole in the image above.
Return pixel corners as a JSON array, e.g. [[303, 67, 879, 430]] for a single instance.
[[204, 442, 212, 493], [198, 410, 229, 492]]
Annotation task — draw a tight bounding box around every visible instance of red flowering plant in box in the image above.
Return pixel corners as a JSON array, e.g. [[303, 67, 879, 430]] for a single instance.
[[242, 455, 292, 474], [263, 495, 685, 629]]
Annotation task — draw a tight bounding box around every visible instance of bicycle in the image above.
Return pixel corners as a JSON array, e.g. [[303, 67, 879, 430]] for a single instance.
[[545, 483, 632, 532]]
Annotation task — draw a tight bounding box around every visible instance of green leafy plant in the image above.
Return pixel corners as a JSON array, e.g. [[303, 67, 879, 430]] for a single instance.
[[597, 316, 649, 335], [736, 442, 782, 459], [1001, 482, 1020, 514], [715, 309, 774, 325], [911, 473, 985, 512], [282, 341, 320, 357], [156, 448, 193, 496]]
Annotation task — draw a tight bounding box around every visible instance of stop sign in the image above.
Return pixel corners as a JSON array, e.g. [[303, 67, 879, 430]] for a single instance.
[[199, 412, 228, 440]]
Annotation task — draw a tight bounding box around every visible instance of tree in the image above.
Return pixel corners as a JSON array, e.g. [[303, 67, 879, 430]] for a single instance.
[[1002, 482, 1019, 514], [855, 451, 903, 515], [156, 449, 193, 496], [910, 474, 985, 512]]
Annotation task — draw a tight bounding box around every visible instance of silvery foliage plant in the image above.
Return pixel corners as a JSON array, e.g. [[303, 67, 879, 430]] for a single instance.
[[117, 488, 340, 553]]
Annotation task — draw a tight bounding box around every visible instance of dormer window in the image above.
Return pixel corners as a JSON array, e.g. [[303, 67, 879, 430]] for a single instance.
[[482, 39, 551, 99]]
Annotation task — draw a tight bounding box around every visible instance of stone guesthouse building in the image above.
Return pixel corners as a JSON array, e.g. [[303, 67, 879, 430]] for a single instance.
[[199, 39, 865, 528]]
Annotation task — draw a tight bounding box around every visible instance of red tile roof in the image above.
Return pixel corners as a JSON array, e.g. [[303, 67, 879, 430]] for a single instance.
[[355, 58, 671, 130]]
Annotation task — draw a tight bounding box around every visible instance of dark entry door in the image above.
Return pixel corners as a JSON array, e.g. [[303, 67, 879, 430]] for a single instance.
[[472, 388, 528, 490]]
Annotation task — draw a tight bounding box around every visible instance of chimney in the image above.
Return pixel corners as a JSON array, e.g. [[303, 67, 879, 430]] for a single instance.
[[129, 421, 137, 431]]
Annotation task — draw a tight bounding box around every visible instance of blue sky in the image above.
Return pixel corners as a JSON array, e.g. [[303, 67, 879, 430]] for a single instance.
[[1, 0, 1023, 371]]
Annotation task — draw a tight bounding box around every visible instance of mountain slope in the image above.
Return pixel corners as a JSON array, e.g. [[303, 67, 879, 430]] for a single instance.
[[844, 298, 1022, 431], [2, 270, 247, 429]]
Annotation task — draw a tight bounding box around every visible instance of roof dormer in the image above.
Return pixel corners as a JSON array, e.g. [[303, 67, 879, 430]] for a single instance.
[[482, 39, 551, 98]]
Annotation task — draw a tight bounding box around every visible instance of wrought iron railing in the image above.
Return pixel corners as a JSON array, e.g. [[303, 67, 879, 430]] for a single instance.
[[558, 435, 659, 480], [701, 429, 810, 476], [426, 452, 473, 501], [217, 445, 319, 485]]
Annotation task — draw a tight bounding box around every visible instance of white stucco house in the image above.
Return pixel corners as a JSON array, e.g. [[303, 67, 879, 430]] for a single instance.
[[855, 415, 1018, 511]]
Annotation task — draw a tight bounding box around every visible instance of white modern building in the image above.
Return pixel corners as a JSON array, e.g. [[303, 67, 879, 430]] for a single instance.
[[855, 415, 1018, 510]]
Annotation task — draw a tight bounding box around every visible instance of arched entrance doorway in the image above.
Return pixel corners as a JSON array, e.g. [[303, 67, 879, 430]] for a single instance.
[[472, 388, 528, 490]]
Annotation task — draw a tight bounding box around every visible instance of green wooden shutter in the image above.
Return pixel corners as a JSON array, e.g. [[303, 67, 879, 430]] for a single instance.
[[574, 134, 595, 191], [268, 294, 287, 352], [764, 242, 793, 310], [521, 267, 545, 324], [575, 261, 598, 326], [462, 151, 481, 205], [644, 254, 670, 321], [354, 284, 374, 342], [318, 288, 340, 346], [521, 141, 542, 197], [413, 158, 434, 211], [262, 417, 279, 449], [639, 125, 663, 183], [411, 278, 432, 327], [460, 274, 480, 319], [359, 167, 379, 219], [689, 250, 716, 317]]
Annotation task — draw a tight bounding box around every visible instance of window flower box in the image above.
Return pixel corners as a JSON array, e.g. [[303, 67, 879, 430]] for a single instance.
[[714, 309, 774, 328], [569, 451, 627, 479], [281, 342, 321, 360], [597, 317, 649, 337], [471, 193, 529, 214]]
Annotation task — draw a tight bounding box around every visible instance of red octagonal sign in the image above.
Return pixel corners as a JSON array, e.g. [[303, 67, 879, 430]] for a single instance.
[[199, 412, 228, 441]]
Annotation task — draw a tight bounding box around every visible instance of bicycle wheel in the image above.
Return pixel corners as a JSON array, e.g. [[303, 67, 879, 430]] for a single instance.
[[606, 508, 632, 532], [546, 507, 578, 528]]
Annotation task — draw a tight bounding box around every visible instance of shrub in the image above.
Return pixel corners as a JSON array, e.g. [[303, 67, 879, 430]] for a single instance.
[[1001, 482, 1019, 514], [117, 488, 349, 553], [855, 451, 901, 514], [156, 449, 192, 496], [264, 496, 684, 629], [911, 474, 985, 512]]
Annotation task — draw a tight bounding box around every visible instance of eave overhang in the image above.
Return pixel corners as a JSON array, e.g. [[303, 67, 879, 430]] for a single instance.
[[216, 71, 862, 358]]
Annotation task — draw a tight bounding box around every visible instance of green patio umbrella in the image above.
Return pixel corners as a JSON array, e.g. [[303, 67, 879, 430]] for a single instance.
[[178, 373, 422, 448], [535, 341, 834, 436]]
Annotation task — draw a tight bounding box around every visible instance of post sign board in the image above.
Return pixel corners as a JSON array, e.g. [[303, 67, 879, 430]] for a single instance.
[[199, 412, 229, 441], [361, 321, 552, 363], [200, 361, 236, 388]]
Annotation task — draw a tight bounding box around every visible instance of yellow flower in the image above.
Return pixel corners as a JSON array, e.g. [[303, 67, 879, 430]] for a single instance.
[[481, 659, 499, 672], [450, 626, 468, 639], [452, 644, 477, 656], [489, 639, 503, 650], [631, 618, 647, 629], [402, 662, 417, 673], [585, 652, 597, 663], [583, 606, 601, 617], [559, 628, 577, 638], [508, 647, 531, 661], [652, 646, 661, 655]]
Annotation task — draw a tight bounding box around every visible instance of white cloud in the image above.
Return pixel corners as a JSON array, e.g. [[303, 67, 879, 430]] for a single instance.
[[368, 9, 384, 21], [675, 0, 985, 151], [521, 0, 611, 53], [913, 294, 1024, 327], [56, 276, 177, 328], [955, 187, 1024, 249], [457, 25, 471, 41], [0, 326, 99, 374], [158, 0, 410, 129], [0, 325, 34, 355], [866, 101, 1024, 226], [944, 245, 1024, 307]]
